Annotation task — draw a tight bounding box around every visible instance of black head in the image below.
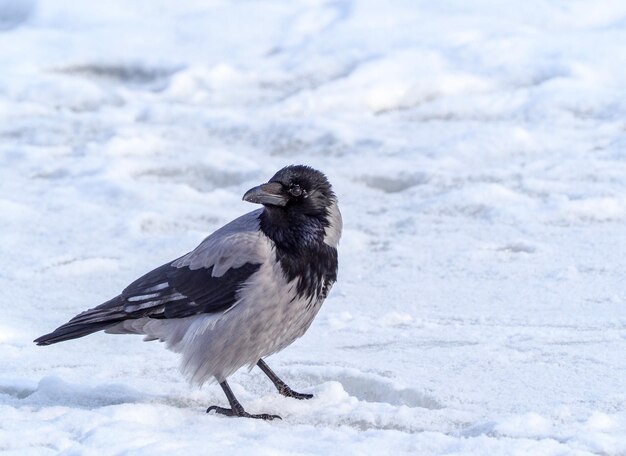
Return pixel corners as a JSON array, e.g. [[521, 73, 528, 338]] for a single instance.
[[243, 165, 336, 250], [243, 165, 335, 217]]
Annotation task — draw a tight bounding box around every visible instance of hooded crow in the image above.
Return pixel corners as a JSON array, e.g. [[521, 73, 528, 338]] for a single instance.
[[34, 165, 342, 420]]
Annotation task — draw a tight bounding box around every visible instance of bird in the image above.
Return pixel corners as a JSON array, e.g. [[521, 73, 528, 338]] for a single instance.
[[34, 165, 342, 420]]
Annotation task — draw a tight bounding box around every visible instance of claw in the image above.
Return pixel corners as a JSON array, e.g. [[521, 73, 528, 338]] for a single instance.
[[207, 405, 281, 420], [257, 359, 313, 401]]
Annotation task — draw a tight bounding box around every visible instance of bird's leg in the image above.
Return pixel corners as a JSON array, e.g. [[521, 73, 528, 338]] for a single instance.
[[207, 380, 281, 420], [257, 359, 313, 400]]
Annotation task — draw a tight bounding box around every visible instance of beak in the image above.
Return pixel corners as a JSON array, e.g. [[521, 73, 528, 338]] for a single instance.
[[242, 182, 288, 206]]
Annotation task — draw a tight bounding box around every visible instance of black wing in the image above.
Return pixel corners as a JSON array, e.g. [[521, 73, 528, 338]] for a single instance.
[[34, 210, 266, 346], [121, 261, 262, 319]]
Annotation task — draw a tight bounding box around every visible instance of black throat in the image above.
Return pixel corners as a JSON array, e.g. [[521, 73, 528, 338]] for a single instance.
[[259, 206, 338, 300]]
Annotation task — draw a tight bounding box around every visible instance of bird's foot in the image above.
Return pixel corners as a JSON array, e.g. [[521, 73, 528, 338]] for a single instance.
[[206, 405, 281, 420], [277, 385, 313, 400]]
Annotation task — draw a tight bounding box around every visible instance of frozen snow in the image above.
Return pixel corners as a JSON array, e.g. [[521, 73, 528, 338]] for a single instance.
[[1, 0, 626, 454]]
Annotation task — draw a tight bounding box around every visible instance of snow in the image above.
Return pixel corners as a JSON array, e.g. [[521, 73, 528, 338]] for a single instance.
[[1, 0, 625, 454]]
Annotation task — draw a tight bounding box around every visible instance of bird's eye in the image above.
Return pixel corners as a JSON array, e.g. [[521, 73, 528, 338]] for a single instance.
[[289, 185, 303, 197]]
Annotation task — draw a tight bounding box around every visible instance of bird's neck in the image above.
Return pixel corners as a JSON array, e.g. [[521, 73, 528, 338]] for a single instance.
[[259, 207, 327, 254], [259, 207, 337, 300]]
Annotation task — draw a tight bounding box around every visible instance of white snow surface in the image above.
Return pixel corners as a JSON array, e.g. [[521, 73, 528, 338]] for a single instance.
[[1, 0, 626, 454]]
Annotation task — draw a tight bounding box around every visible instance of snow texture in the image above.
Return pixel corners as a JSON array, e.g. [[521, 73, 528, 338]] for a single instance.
[[1, 0, 626, 454]]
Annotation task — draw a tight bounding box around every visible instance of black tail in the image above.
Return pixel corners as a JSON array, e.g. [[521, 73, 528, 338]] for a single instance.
[[34, 296, 126, 346]]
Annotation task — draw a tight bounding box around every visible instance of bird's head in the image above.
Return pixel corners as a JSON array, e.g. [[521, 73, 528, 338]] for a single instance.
[[243, 165, 339, 250], [243, 165, 335, 218]]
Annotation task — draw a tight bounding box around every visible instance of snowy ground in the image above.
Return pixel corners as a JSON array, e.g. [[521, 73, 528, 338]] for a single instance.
[[1, 0, 626, 454]]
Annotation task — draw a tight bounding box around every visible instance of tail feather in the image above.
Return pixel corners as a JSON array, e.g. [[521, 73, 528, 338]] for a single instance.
[[34, 296, 126, 346]]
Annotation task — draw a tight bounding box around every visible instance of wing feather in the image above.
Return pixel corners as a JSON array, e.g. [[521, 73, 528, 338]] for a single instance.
[[35, 210, 268, 345], [121, 209, 266, 318]]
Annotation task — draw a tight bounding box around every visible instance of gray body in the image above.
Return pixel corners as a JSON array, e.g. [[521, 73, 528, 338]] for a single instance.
[[106, 205, 342, 384]]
